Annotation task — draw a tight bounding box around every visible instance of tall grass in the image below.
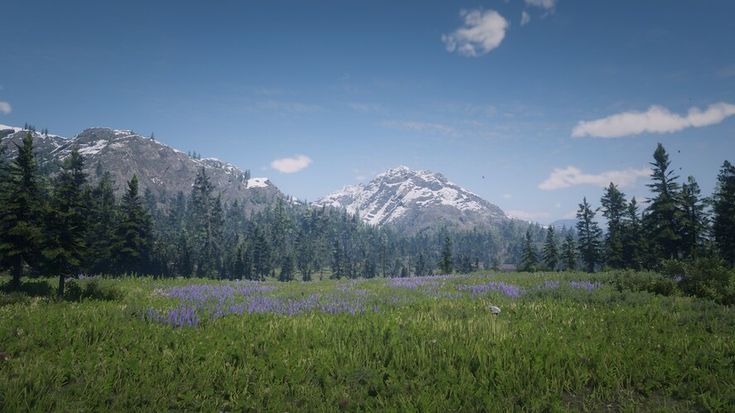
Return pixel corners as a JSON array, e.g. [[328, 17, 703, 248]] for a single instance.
[[0, 272, 733, 411]]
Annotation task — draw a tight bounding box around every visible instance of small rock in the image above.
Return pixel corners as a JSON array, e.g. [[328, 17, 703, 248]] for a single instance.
[[0, 352, 10, 361], [488, 305, 501, 315]]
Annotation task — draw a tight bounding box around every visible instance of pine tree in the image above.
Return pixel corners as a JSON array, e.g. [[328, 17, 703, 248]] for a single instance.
[[645, 143, 682, 261], [622, 197, 644, 269], [0, 133, 44, 288], [42, 150, 88, 297], [600, 182, 627, 268], [86, 171, 117, 274], [190, 168, 218, 277], [113, 175, 152, 275], [279, 254, 294, 282], [679, 176, 708, 259], [713, 160, 735, 265], [560, 232, 577, 271], [176, 231, 193, 277], [576, 197, 603, 272], [520, 229, 538, 272], [542, 226, 559, 271], [439, 234, 453, 274]]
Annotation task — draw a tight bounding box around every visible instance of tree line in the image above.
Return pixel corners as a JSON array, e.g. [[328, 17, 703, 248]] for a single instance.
[[1, 132, 546, 296], [520, 143, 734, 272]]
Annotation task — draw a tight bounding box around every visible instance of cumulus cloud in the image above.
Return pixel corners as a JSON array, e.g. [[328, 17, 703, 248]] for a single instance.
[[270, 154, 312, 173], [442, 9, 509, 57], [525, 0, 557, 10], [539, 166, 651, 191], [0, 101, 11, 115], [572, 102, 735, 138], [520, 11, 530, 26]]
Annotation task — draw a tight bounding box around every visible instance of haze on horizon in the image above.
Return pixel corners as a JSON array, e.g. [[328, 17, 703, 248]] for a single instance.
[[1, 0, 733, 224]]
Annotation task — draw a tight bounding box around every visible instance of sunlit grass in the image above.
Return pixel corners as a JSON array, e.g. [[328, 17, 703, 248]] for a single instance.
[[1, 272, 733, 411]]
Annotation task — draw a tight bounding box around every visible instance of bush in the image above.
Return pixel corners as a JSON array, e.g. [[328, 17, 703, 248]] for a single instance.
[[678, 257, 735, 305], [82, 281, 124, 301], [64, 280, 83, 301], [0, 292, 31, 306], [63, 280, 124, 302], [611, 270, 679, 297]]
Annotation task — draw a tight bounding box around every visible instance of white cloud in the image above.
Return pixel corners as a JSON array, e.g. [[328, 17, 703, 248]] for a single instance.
[[508, 209, 551, 221], [502, 193, 513, 199], [442, 9, 509, 57], [0, 101, 11, 115], [520, 11, 530, 26], [525, 0, 557, 10], [270, 154, 312, 173], [572, 102, 735, 138], [382, 120, 457, 137], [539, 166, 651, 190]]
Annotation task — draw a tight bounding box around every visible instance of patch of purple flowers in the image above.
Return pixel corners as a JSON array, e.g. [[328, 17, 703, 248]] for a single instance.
[[457, 281, 523, 298]]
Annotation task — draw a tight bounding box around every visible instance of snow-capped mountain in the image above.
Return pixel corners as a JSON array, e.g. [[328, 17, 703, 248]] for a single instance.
[[0, 126, 282, 211], [316, 166, 507, 232]]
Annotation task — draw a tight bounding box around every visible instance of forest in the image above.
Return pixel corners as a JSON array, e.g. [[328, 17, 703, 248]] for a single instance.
[[1, 133, 734, 304]]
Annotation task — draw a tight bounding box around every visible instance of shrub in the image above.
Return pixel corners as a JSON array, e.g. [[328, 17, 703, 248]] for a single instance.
[[81, 281, 124, 301], [64, 280, 83, 302], [611, 270, 679, 297], [678, 257, 735, 305]]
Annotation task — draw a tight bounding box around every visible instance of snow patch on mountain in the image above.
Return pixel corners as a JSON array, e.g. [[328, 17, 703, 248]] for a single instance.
[[317, 166, 507, 230]]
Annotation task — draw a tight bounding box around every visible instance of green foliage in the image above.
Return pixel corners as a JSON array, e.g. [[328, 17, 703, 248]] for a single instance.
[[611, 270, 679, 297], [520, 229, 538, 271], [712, 160, 735, 265], [601, 182, 627, 268], [542, 226, 558, 271], [560, 232, 577, 271], [112, 175, 152, 274], [0, 133, 44, 288], [439, 234, 453, 273], [576, 198, 603, 272], [677, 257, 735, 305], [645, 143, 682, 261], [0, 273, 734, 411]]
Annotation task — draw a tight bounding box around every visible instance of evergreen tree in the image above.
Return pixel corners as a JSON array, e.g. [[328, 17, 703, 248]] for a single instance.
[[279, 254, 294, 282], [0, 133, 43, 288], [600, 182, 627, 268], [560, 232, 577, 271], [576, 198, 603, 272], [176, 231, 193, 277], [622, 197, 644, 269], [439, 234, 453, 274], [416, 252, 428, 276], [520, 229, 538, 272], [644, 143, 682, 260], [679, 176, 708, 259], [252, 227, 271, 280], [712, 160, 735, 265], [86, 171, 117, 274], [542, 226, 559, 271], [42, 150, 88, 297], [113, 175, 152, 274]]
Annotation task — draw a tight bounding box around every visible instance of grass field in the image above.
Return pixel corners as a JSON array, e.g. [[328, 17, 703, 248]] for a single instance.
[[1, 272, 734, 412]]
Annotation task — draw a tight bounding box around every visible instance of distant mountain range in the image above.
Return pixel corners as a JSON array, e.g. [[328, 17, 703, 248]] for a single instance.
[[315, 166, 508, 232], [0, 126, 282, 213], [2, 125, 516, 231]]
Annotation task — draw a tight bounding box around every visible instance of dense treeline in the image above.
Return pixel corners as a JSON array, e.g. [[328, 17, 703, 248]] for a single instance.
[[0, 132, 546, 295], [563, 143, 734, 274]]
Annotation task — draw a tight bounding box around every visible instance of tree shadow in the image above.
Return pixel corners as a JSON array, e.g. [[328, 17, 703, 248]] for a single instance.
[[0, 279, 54, 297]]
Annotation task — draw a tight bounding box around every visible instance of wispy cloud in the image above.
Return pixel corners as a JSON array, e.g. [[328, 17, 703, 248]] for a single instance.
[[524, 0, 557, 10], [0, 101, 11, 115], [502, 193, 513, 199], [442, 9, 509, 57], [346, 102, 383, 113], [520, 11, 530, 26], [508, 209, 551, 221], [382, 120, 458, 137], [539, 166, 650, 190], [255, 100, 322, 113], [270, 154, 312, 173], [572, 102, 735, 138]]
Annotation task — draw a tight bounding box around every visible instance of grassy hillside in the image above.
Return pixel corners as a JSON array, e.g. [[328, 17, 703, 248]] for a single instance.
[[1, 272, 733, 412]]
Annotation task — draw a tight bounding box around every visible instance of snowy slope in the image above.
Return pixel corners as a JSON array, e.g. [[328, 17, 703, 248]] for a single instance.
[[317, 166, 507, 231], [0, 126, 282, 210]]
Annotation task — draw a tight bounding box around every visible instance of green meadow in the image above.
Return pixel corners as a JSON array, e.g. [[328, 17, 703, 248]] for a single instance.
[[1, 272, 734, 412]]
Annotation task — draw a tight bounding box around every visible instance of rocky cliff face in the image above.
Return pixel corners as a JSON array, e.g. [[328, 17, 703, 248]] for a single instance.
[[0, 126, 283, 212]]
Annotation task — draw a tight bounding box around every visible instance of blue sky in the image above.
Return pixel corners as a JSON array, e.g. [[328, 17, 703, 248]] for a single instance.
[[1, 0, 734, 223]]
